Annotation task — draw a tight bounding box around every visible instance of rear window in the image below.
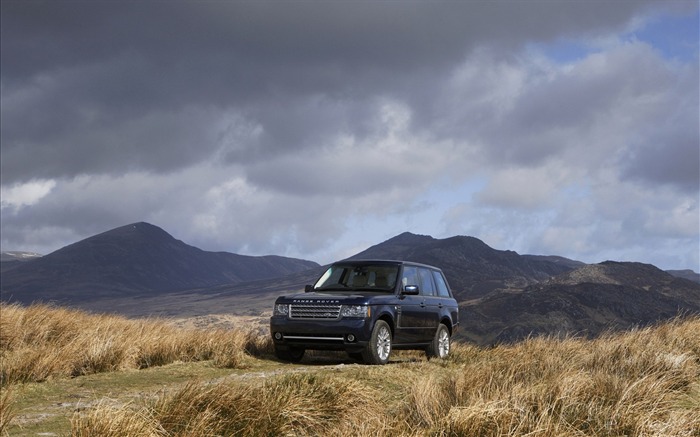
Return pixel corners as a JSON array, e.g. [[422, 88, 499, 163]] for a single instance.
[[432, 270, 451, 297]]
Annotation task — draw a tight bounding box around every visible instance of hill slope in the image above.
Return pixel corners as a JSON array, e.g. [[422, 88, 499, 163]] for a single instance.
[[0, 251, 42, 274], [460, 261, 700, 345], [350, 232, 578, 299], [0, 222, 318, 305]]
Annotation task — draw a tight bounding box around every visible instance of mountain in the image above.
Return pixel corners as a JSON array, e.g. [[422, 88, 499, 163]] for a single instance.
[[1, 251, 42, 262], [1, 251, 42, 274], [0, 222, 319, 305], [667, 269, 700, 283], [79, 267, 328, 318], [3, 227, 698, 346], [347, 235, 700, 344], [520, 255, 586, 270], [350, 232, 578, 299], [459, 261, 700, 345]]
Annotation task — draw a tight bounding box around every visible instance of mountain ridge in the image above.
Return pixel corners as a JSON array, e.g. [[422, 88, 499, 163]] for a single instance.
[[460, 260, 700, 345], [351, 233, 578, 299], [0, 222, 319, 305], [2, 224, 699, 346]]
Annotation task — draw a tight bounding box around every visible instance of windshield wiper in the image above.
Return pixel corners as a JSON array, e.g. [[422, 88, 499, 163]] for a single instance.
[[351, 287, 392, 292]]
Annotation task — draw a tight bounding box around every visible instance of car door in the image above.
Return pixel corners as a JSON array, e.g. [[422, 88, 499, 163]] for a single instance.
[[394, 265, 430, 343], [417, 267, 441, 341]]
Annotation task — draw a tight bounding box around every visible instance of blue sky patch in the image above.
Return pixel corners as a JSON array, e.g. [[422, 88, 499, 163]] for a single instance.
[[630, 10, 699, 62]]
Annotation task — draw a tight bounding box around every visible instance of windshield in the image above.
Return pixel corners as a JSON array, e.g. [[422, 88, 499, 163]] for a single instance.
[[314, 263, 399, 292]]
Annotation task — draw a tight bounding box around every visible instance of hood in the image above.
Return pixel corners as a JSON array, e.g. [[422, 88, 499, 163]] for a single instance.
[[275, 290, 392, 305]]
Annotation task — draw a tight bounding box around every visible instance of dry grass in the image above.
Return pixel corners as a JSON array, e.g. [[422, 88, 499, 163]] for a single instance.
[[70, 403, 163, 437], [2, 303, 698, 436], [406, 321, 700, 436], [0, 385, 13, 436], [69, 317, 699, 437], [0, 303, 271, 384], [70, 373, 386, 437]]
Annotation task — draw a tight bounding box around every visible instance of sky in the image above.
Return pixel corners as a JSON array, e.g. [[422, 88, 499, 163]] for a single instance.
[[1, 1, 698, 271]]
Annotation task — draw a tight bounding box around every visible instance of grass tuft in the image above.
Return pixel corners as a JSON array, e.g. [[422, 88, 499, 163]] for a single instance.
[[0, 386, 14, 436], [73, 373, 385, 437], [0, 303, 264, 385]]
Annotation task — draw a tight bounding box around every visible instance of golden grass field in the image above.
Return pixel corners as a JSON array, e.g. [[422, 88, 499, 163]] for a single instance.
[[1, 303, 698, 436]]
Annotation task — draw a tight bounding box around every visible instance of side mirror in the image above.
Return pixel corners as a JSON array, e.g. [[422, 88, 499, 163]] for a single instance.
[[304, 284, 314, 292], [402, 285, 420, 295]]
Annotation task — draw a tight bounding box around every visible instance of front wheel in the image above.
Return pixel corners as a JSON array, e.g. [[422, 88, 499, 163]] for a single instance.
[[362, 320, 392, 365], [426, 324, 450, 359]]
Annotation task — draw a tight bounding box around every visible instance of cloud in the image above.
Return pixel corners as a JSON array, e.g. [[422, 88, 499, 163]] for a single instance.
[[1, 0, 697, 271], [0, 179, 56, 210], [0, 0, 667, 182], [475, 167, 563, 210]]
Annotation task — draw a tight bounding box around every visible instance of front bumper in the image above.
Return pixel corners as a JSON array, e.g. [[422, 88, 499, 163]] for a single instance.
[[270, 316, 372, 352]]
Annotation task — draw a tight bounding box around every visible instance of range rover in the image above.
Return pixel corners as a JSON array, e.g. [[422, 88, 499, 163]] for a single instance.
[[270, 260, 459, 365]]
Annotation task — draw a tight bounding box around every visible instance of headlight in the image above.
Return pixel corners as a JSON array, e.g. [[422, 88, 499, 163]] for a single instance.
[[273, 304, 289, 316], [341, 305, 370, 318]]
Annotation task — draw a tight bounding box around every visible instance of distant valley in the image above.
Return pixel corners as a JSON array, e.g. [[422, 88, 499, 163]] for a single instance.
[[2, 222, 699, 345]]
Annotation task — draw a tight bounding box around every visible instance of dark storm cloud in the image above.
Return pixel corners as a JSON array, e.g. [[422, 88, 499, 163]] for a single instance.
[[1, 0, 663, 184], [2, 1, 660, 80]]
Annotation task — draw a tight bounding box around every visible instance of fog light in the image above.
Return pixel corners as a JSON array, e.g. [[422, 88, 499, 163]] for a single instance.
[[274, 332, 283, 340], [347, 334, 355, 342]]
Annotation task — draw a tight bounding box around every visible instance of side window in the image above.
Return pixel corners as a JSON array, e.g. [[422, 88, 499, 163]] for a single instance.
[[418, 268, 436, 296], [401, 266, 419, 289], [432, 271, 451, 297]]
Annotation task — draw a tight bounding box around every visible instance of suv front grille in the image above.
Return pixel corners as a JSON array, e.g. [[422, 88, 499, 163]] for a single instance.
[[290, 303, 342, 320]]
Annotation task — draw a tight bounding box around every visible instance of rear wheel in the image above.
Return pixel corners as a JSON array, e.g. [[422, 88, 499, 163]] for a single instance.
[[426, 324, 450, 359], [362, 320, 392, 365], [274, 347, 305, 363]]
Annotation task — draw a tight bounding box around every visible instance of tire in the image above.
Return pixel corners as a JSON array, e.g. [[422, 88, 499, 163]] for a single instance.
[[362, 320, 392, 365], [426, 324, 450, 359], [274, 346, 305, 363]]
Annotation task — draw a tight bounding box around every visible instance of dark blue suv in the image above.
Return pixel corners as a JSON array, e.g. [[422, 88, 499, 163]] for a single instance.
[[270, 260, 459, 364]]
